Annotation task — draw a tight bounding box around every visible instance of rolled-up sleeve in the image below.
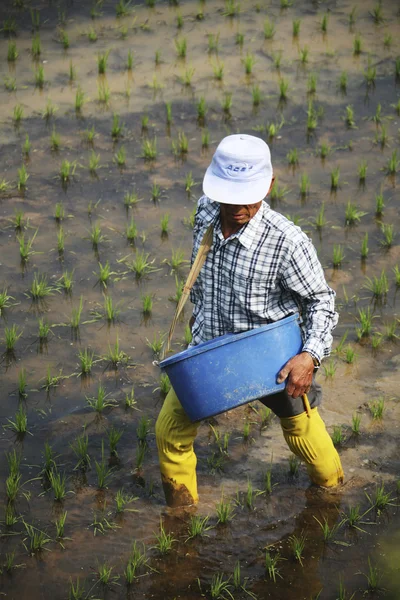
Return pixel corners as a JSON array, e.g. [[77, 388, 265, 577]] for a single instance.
[[281, 239, 338, 363]]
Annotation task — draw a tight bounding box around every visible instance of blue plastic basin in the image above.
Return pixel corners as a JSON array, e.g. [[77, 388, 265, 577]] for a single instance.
[[159, 313, 303, 421]]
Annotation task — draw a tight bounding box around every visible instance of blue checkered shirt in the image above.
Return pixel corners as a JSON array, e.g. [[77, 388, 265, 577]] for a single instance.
[[189, 196, 338, 363]]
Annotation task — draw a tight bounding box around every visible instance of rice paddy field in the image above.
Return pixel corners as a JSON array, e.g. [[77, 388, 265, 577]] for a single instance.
[[0, 0, 399, 598]]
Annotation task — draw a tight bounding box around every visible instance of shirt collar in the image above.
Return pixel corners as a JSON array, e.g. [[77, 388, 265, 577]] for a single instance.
[[215, 201, 266, 250]]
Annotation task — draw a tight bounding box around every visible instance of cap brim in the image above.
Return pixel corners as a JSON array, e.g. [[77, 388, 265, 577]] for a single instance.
[[203, 165, 272, 205]]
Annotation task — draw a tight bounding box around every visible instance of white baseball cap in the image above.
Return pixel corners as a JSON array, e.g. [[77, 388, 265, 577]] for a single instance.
[[203, 134, 273, 205]]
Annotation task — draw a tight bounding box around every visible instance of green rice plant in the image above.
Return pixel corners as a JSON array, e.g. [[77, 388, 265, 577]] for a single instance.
[[209, 572, 234, 598], [331, 425, 345, 446], [290, 532, 306, 566], [95, 442, 115, 489], [71, 432, 91, 470], [332, 244, 345, 267], [146, 332, 165, 357], [318, 143, 331, 159], [50, 128, 61, 151], [175, 37, 187, 58], [41, 442, 58, 479], [172, 131, 188, 156], [141, 137, 157, 160], [12, 209, 25, 229], [362, 557, 383, 591], [141, 293, 153, 316], [366, 482, 395, 514], [30, 273, 55, 299], [114, 146, 126, 167], [384, 320, 398, 340], [60, 30, 69, 49], [125, 250, 157, 279], [115, 489, 137, 514], [3, 17, 17, 35], [83, 125, 96, 145], [330, 167, 340, 190], [153, 518, 176, 554], [323, 359, 337, 378], [141, 115, 149, 131], [110, 113, 123, 138], [18, 367, 27, 398], [186, 515, 211, 540], [60, 160, 76, 184], [6, 449, 21, 479], [351, 412, 362, 436], [18, 230, 38, 261], [353, 34, 362, 55], [375, 124, 388, 147], [102, 295, 120, 323], [13, 103, 24, 125], [135, 441, 146, 472], [197, 96, 207, 120], [164, 101, 173, 127], [96, 561, 119, 586], [116, 0, 132, 16], [159, 373, 171, 395], [265, 551, 282, 582], [299, 173, 310, 197], [364, 271, 388, 298], [381, 223, 394, 248], [386, 149, 399, 175], [48, 469, 69, 501], [185, 171, 196, 195], [394, 265, 400, 287], [338, 71, 347, 92], [55, 511, 67, 539], [221, 91, 233, 113], [69, 61, 77, 83], [6, 472, 21, 504], [70, 296, 83, 329], [307, 73, 318, 94], [0, 289, 14, 315], [8, 41, 18, 61], [345, 105, 356, 128], [313, 203, 326, 229], [349, 6, 357, 25], [287, 148, 298, 166], [356, 307, 374, 338], [344, 343, 356, 364], [212, 61, 224, 81], [370, 3, 384, 24], [278, 77, 289, 101], [184, 324, 192, 346], [4, 76, 16, 92], [97, 50, 110, 74], [242, 52, 255, 74], [251, 84, 262, 107], [181, 65, 195, 86], [216, 496, 235, 524], [88, 150, 100, 174], [263, 18, 275, 39], [43, 100, 58, 121], [306, 101, 318, 131], [321, 12, 329, 32], [60, 269, 73, 293], [124, 541, 149, 583], [17, 165, 29, 190], [364, 57, 376, 87], [314, 515, 342, 542], [88, 26, 98, 42], [395, 57, 400, 79], [151, 181, 160, 202], [86, 383, 117, 413], [207, 32, 220, 53], [223, 0, 240, 17], [89, 222, 105, 249], [345, 201, 367, 225], [96, 260, 115, 288], [176, 12, 183, 28], [78, 348, 94, 375], [368, 397, 385, 420], [104, 336, 129, 367], [31, 34, 41, 57], [160, 213, 169, 236], [34, 65, 45, 88], [292, 18, 301, 36], [6, 406, 29, 435], [124, 386, 137, 409], [371, 333, 382, 350], [235, 31, 244, 46], [299, 46, 309, 63], [41, 366, 64, 392], [97, 80, 110, 105], [107, 425, 123, 457], [360, 232, 369, 259], [22, 521, 51, 554]]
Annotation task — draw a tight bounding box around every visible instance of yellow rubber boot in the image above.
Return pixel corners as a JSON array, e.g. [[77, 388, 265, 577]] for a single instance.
[[155, 387, 200, 507], [280, 407, 344, 487]]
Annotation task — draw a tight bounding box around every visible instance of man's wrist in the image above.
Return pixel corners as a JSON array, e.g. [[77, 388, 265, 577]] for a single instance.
[[303, 351, 320, 369]]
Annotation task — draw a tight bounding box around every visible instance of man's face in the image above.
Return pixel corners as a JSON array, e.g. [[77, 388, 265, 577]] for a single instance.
[[220, 201, 262, 227]]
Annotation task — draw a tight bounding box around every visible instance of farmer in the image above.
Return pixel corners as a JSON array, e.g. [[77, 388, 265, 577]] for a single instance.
[[156, 134, 344, 507]]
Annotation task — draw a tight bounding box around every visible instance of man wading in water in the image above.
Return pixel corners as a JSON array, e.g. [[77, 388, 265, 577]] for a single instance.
[[156, 134, 344, 507]]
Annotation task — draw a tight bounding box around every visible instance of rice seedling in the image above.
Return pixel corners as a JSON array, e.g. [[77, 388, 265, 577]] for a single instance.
[[73, 86, 87, 113], [186, 515, 212, 540], [175, 37, 187, 58], [8, 41, 18, 62], [299, 46, 309, 63], [70, 296, 83, 329], [78, 348, 94, 375], [394, 265, 400, 287], [97, 50, 110, 75], [181, 65, 195, 86], [313, 203, 326, 229], [6, 406, 29, 436], [88, 222, 105, 249], [0, 289, 14, 315], [351, 412, 362, 436], [30, 273, 55, 299], [216, 495, 235, 524], [154, 49, 162, 65], [4, 76, 17, 91], [278, 77, 289, 101], [289, 532, 306, 566], [5, 506, 19, 527], [299, 173, 310, 198], [153, 518, 176, 554], [338, 71, 348, 93], [353, 34, 362, 55], [221, 92, 233, 113], [265, 551, 282, 582], [384, 321, 398, 340], [141, 137, 157, 160], [176, 12, 183, 28], [95, 442, 115, 490], [86, 383, 117, 413], [314, 516, 342, 542], [18, 367, 27, 398], [374, 190, 385, 216], [159, 373, 171, 396], [160, 213, 170, 236], [307, 73, 317, 94], [104, 336, 130, 367], [356, 307, 374, 338], [364, 57, 376, 87], [332, 244, 345, 268], [109, 113, 123, 139], [55, 511, 67, 540], [386, 149, 399, 175], [330, 167, 340, 190], [286, 148, 298, 166], [107, 425, 124, 457], [366, 482, 395, 514], [292, 18, 301, 37], [331, 425, 345, 446], [114, 146, 126, 167], [18, 230, 38, 262], [141, 114, 149, 131], [223, 0, 240, 17], [151, 181, 161, 202], [18, 165, 29, 190], [322, 359, 337, 378], [60, 160, 76, 185], [200, 130, 210, 150], [361, 557, 383, 592], [116, 0, 132, 16], [171, 131, 188, 156], [364, 271, 388, 298], [345, 202, 366, 225], [146, 332, 165, 357], [242, 52, 256, 75], [207, 32, 220, 53], [124, 541, 150, 583], [321, 13, 329, 32], [12, 103, 24, 125], [48, 469, 69, 502], [96, 561, 119, 586], [41, 366, 63, 392], [396, 57, 400, 80], [50, 128, 61, 151], [345, 105, 356, 128], [97, 80, 110, 105], [371, 333, 382, 352], [185, 171, 196, 196], [59, 269, 73, 293], [306, 101, 318, 131], [22, 521, 51, 554], [115, 489, 137, 513], [196, 96, 207, 122], [235, 31, 244, 46], [126, 251, 157, 279], [31, 33, 41, 57], [6, 472, 21, 503], [34, 65, 45, 88], [212, 61, 224, 81], [135, 441, 146, 472], [381, 223, 394, 248], [60, 30, 69, 49], [264, 18, 275, 39], [368, 397, 385, 419], [345, 345, 357, 364], [41, 442, 58, 479]]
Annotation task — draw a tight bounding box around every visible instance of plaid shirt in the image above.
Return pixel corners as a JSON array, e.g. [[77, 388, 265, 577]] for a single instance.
[[190, 196, 338, 363]]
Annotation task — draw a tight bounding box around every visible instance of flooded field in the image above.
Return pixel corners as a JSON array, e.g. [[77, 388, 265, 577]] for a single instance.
[[0, 0, 399, 598]]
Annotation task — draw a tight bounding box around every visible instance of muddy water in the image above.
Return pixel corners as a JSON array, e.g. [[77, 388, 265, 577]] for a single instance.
[[0, 0, 399, 598]]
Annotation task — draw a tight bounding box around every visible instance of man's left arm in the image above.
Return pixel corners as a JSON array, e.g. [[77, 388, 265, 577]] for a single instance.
[[277, 239, 338, 398]]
